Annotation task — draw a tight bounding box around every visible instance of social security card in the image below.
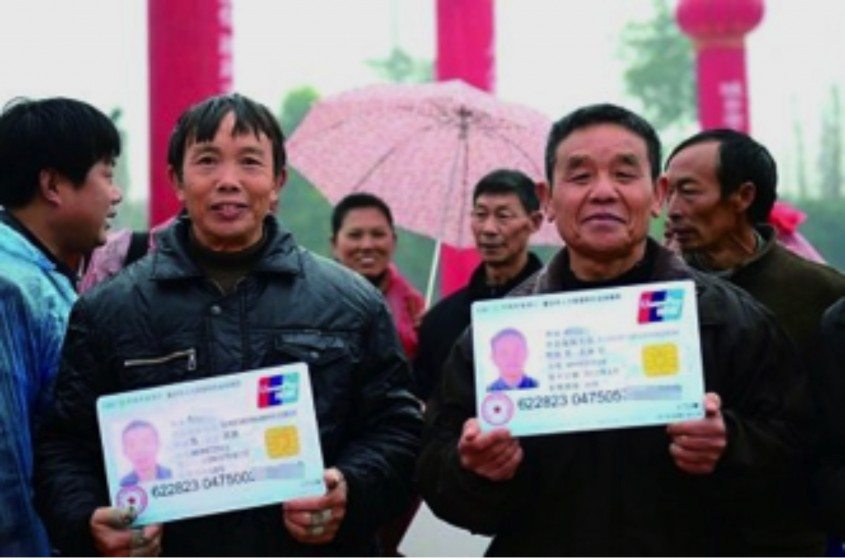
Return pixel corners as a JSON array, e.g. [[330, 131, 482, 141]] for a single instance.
[[472, 280, 705, 436], [96, 363, 326, 527]]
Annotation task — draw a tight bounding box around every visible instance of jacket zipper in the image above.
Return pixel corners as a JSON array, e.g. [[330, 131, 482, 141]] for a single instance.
[[124, 349, 197, 371]]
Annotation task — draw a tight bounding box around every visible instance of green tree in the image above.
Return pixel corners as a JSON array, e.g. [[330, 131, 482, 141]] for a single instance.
[[818, 85, 842, 199], [274, 87, 333, 255], [619, 0, 696, 132], [366, 47, 433, 84], [108, 107, 147, 230], [278, 86, 320, 136]]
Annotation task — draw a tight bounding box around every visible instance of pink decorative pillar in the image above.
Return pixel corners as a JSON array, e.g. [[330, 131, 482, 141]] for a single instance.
[[148, 0, 233, 226], [676, 0, 764, 133], [436, 0, 494, 297]]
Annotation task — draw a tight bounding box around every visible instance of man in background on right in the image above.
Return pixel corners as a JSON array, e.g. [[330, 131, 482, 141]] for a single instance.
[[662, 128, 845, 554]]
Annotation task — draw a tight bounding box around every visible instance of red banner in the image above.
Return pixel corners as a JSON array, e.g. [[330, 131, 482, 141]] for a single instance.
[[147, 0, 233, 226], [436, 0, 494, 297], [677, 0, 763, 133]]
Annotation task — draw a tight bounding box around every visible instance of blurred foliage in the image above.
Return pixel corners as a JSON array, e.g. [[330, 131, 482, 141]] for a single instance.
[[367, 47, 433, 84], [278, 86, 320, 136], [109, 107, 147, 231], [818, 85, 842, 199], [787, 196, 845, 271], [619, 0, 695, 134]]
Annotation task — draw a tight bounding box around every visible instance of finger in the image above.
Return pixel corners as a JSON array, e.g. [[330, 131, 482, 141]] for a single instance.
[[460, 418, 481, 443], [673, 457, 717, 475], [478, 445, 523, 481], [666, 417, 725, 437], [704, 392, 722, 415], [284, 494, 333, 512], [460, 438, 514, 470], [143, 524, 163, 540], [131, 540, 161, 557], [324, 468, 345, 490], [94, 507, 136, 530], [459, 428, 515, 455], [480, 438, 522, 470], [671, 434, 727, 452], [669, 442, 721, 465], [284, 516, 334, 545]]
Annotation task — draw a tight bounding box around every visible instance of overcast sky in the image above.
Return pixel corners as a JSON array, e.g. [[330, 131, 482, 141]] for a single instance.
[[0, 0, 842, 206]]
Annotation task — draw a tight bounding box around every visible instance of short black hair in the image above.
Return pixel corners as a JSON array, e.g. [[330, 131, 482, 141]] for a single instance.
[[0, 97, 120, 208], [473, 169, 540, 214], [545, 103, 662, 183], [122, 419, 158, 440], [167, 93, 286, 181], [331, 193, 394, 238], [491, 327, 527, 349], [666, 129, 777, 223]]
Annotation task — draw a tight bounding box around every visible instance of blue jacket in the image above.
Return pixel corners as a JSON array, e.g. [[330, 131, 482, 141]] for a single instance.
[[0, 214, 76, 555]]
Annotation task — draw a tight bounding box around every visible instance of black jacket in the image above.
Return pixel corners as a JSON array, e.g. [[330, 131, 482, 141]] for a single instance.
[[34, 216, 422, 556], [413, 253, 543, 401], [418, 240, 814, 556], [814, 297, 845, 536]]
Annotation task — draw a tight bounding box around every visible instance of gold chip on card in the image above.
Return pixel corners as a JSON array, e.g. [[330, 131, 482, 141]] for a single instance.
[[642, 343, 679, 377], [264, 425, 300, 458]]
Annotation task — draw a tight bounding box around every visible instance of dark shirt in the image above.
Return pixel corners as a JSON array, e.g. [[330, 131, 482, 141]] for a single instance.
[[487, 375, 539, 392], [119, 465, 173, 487], [414, 253, 544, 400], [186, 228, 269, 295]]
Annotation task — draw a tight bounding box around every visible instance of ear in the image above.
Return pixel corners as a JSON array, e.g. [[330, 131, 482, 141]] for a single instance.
[[38, 169, 63, 206], [268, 169, 287, 214], [731, 181, 756, 214], [536, 181, 555, 223], [167, 166, 186, 204], [652, 176, 668, 218]]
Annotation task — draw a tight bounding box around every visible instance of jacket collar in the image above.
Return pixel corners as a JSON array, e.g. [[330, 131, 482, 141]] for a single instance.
[[466, 251, 544, 300], [0, 209, 79, 287], [150, 215, 302, 281], [533, 238, 725, 326]]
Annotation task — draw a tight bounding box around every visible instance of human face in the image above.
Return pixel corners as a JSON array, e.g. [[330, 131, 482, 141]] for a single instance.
[[123, 426, 160, 476], [172, 112, 284, 252], [546, 123, 659, 271], [491, 334, 528, 384], [331, 207, 396, 280], [58, 159, 122, 253], [661, 141, 747, 254], [470, 193, 539, 269]]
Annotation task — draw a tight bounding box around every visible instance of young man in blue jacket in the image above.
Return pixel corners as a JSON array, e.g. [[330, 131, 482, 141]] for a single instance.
[[0, 97, 122, 555]]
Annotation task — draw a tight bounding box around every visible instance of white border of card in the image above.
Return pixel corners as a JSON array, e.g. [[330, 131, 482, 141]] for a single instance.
[[96, 363, 326, 527], [472, 280, 705, 436]]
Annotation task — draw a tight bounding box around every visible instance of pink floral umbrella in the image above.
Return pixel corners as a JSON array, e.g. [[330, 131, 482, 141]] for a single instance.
[[287, 79, 561, 248]]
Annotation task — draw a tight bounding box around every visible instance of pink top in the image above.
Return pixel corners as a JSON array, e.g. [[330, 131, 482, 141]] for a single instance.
[[382, 264, 425, 360]]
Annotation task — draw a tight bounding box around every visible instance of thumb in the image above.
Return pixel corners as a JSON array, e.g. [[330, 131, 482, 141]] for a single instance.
[[704, 392, 722, 416], [94, 506, 136, 529]]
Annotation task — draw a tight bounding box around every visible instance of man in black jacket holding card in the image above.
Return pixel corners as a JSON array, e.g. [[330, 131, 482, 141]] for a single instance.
[[417, 104, 814, 556]]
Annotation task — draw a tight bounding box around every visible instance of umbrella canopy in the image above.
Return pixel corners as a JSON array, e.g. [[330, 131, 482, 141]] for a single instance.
[[287, 80, 561, 247]]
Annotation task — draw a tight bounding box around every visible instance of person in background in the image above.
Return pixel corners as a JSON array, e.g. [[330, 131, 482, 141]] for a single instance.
[[414, 169, 544, 402], [331, 193, 425, 360], [815, 298, 845, 542], [0, 97, 122, 555], [661, 128, 845, 554], [329, 192, 425, 556]]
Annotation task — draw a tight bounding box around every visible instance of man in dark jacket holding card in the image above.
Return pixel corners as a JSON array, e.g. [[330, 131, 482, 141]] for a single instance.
[[35, 93, 421, 557], [417, 104, 814, 555]]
